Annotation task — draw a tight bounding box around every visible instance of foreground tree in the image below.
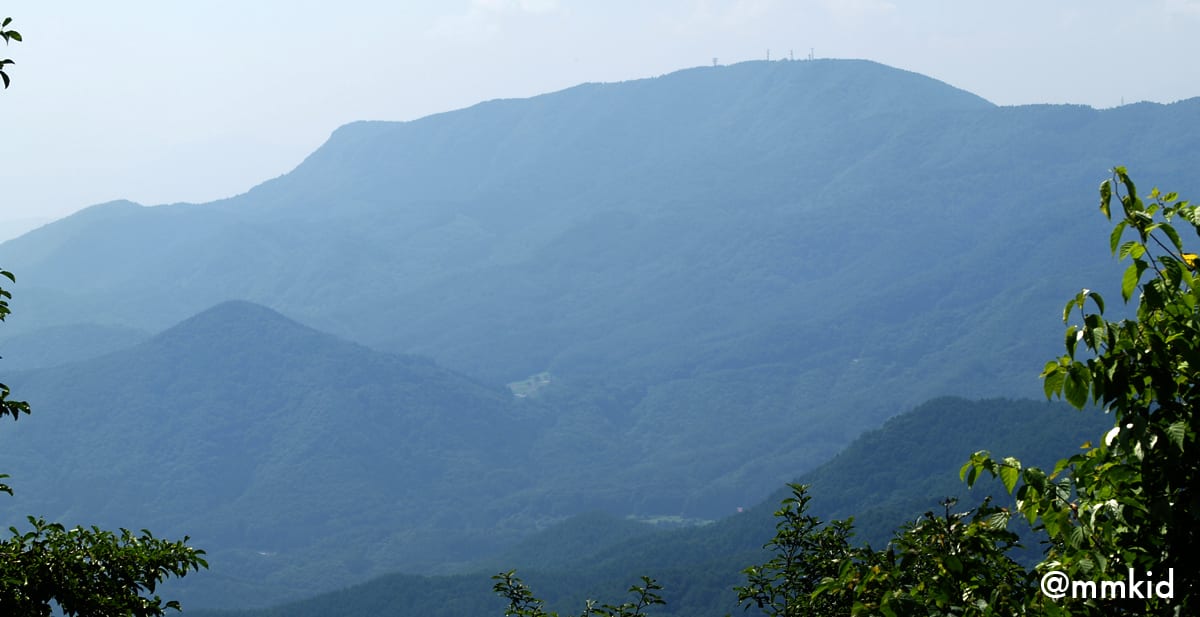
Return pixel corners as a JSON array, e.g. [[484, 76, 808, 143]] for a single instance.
[[736, 486, 1031, 617], [1, 19, 207, 615], [734, 484, 854, 617], [964, 167, 1200, 615], [493, 571, 664, 617]]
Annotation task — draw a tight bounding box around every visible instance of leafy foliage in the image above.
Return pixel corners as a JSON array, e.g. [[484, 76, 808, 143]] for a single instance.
[[0, 277, 206, 615], [815, 498, 1033, 617], [0, 516, 207, 616], [0, 268, 207, 615], [493, 571, 664, 617], [730, 485, 1032, 617], [734, 484, 853, 616], [0, 16, 19, 89], [962, 168, 1200, 615], [0, 270, 30, 497]]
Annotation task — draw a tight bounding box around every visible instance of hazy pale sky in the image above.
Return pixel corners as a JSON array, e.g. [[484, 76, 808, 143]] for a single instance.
[[2, 1, 1198, 238]]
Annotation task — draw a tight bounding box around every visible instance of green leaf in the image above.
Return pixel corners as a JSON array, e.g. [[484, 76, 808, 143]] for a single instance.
[[1118, 240, 1144, 260], [6, 31, 19, 42], [1117, 167, 1137, 210], [1121, 259, 1146, 302], [1100, 179, 1113, 219], [1162, 223, 1184, 252], [1065, 324, 1080, 356], [1023, 466, 1047, 489], [1063, 362, 1091, 409], [999, 457, 1021, 493], [1109, 220, 1128, 255], [959, 460, 974, 483], [1166, 421, 1187, 451], [1042, 360, 1065, 400], [1068, 525, 1086, 549]]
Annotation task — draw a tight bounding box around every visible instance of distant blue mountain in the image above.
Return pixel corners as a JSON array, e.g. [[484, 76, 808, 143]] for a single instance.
[[0, 59, 1196, 608], [1, 300, 540, 608]]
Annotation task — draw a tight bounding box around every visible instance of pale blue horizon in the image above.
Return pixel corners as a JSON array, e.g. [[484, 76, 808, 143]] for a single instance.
[[2, 0, 1197, 240]]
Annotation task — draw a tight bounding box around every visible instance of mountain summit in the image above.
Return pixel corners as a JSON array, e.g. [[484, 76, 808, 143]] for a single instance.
[[0, 300, 534, 607], [1, 59, 1198, 607], [249, 59, 993, 214]]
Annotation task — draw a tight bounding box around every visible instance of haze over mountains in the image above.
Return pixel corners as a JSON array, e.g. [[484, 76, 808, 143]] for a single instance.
[[0, 59, 1197, 610], [185, 397, 1111, 617], [2, 301, 543, 604]]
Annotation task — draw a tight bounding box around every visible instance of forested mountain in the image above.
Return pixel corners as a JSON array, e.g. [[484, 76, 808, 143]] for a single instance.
[[186, 397, 1112, 617], [1, 59, 1196, 609], [0, 301, 544, 607], [4, 61, 1192, 516]]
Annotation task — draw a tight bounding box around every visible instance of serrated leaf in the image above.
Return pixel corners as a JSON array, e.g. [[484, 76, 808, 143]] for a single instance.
[[999, 463, 1020, 494], [1100, 179, 1113, 219], [1118, 240, 1144, 260], [1166, 421, 1187, 451], [1042, 362, 1065, 400]]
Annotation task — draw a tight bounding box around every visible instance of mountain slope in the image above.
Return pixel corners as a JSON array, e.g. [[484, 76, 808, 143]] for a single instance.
[[186, 397, 1113, 616], [0, 58, 1197, 592], [0, 301, 542, 608]]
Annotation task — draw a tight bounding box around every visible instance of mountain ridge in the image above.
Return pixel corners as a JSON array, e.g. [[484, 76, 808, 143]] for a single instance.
[[0, 300, 539, 608], [1, 54, 1195, 525], [0, 57, 1197, 608]]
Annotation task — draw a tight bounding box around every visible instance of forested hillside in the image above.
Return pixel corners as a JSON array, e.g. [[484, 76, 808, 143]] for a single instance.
[[185, 397, 1112, 616], [0, 301, 544, 606], [2, 59, 1198, 609]]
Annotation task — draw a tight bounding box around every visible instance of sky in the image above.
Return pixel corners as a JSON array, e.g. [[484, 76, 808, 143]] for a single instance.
[[1, 1, 1198, 240]]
